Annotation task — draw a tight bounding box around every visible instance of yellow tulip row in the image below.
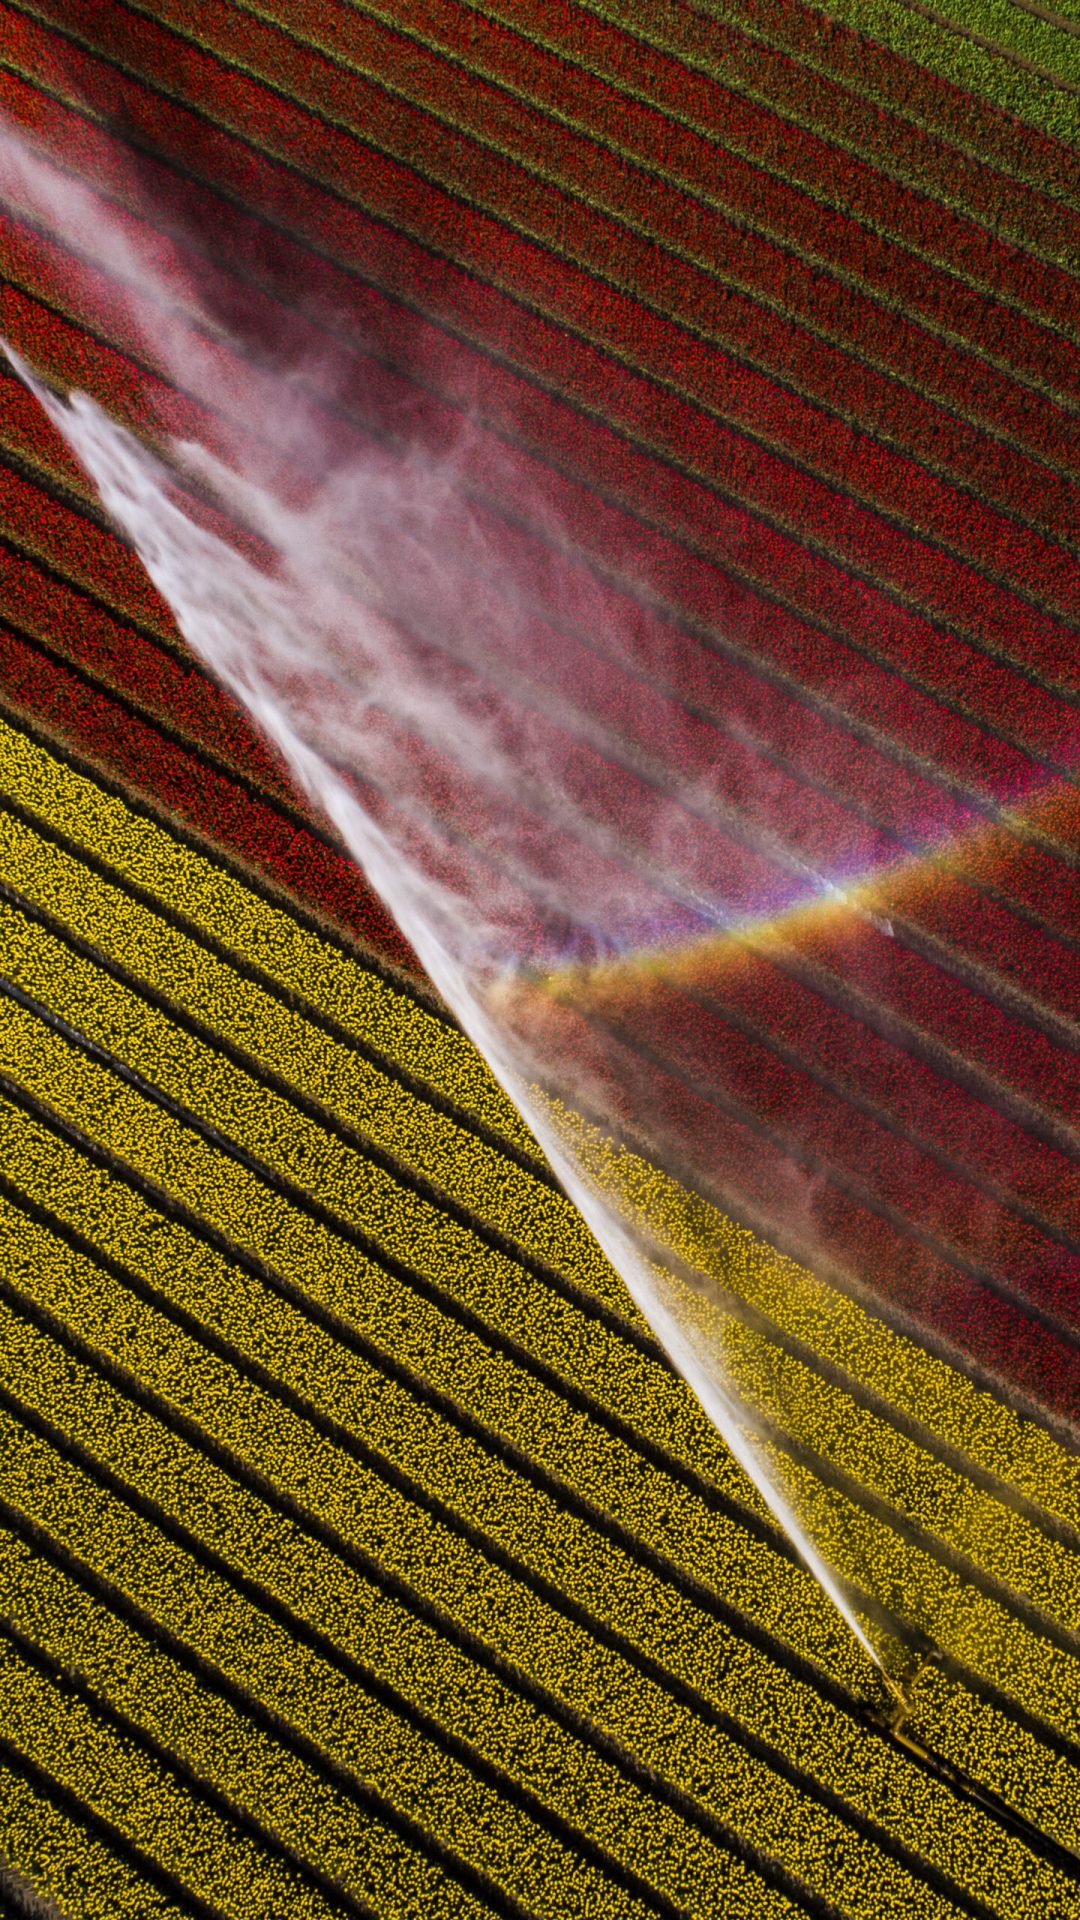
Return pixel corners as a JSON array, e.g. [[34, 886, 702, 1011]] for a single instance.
[[2, 709, 1074, 1554], [0, 1752, 190, 1920], [0, 712, 539, 1159], [0, 808, 728, 1491], [0, 899, 861, 1688], [703, 1311, 1080, 1634], [0, 1109, 1070, 1918], [0, 797, 636, 1328], [0, 1242, 800, 1920], [0, 1523, 493, 1920], [2, 899, 1079, 1757], [0, 1629, 337, 1920], [2, 715, 1078, 1904]]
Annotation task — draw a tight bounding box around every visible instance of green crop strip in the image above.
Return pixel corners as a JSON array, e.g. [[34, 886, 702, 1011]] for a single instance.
[[452, 0, 1080, 269], [504, 0, 1080, 198], [703, 0, 1080, 147]]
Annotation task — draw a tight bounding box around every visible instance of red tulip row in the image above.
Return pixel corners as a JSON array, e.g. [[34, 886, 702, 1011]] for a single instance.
[[481, 0, 1080, 267], [0, 537, 289, 809], [0, 234, 320, 533], [952, 792, 1080, 946], [794, 911, 1080, 1131], [8, 208, 1079, 1079], [0, 385, 291, 803], [108, 0, 1080, 544], [340, 0, 1080, 321], [8, 151, 1079, 1016], [4, 45, 1068, 1006], [886, 861, 1080, 1026], [3, 39, 1074, 781], [2, 116, 1038, 827], [12, 449, 1071, 1060], [631, 0, 1080, 208], [10, 0, 1080, 594], [687, 943, 1080, 1236], [575, 969, 1080, 1327], [132, 0, 1080, 413], [0, 260, 425, 969], [0, 210, 832, 961]]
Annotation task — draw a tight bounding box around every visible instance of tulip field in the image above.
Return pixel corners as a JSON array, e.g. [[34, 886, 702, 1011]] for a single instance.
[[1, 0, 1079, 1912]]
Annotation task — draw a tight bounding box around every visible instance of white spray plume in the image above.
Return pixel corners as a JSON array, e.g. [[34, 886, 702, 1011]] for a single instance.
[[0, 119, 893, 1677]]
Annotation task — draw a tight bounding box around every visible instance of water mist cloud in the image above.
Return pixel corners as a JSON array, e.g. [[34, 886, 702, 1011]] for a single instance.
[[7, 114, 1020, 1682]]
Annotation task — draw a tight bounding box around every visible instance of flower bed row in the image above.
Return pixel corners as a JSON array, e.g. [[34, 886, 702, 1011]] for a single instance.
[[42, 13, 1080, 688], [474, 0, 1080, 275], [0, 804, 646, 1352], [0, 1747, 178, 1920], [0, 1612, 327, 1920], [951, 798, 1080, 953], [690, 941, 1080, 1240], [716, 1316, 1080, 1638], [0, 1086, 891, 1920], [14, 706, 1076, 1466], [883, 858, 1080, 1028], [567, 969, 1080, 1333], [683, 0, 1080, 172], [0, 1526, 448, 1920], [39, 0, 1080, 557], [7, 771, 1080, 1882], [792, 907, 1080, 1156], [556, 1105, 1080, 1540], [2, 215, 997, 940], [0, 711, 538, 1162], [138, 0, 1080, 398], [0, 475, 294, 807], [7, 189, 1044, 850], [10, 240, 1076, 1067], [0, 248, 324, 538], [5, 52, 1075, 780], [10, 217, 1076, 1044], [0, 1079, 1048, 1916], [0, 1306, 570, 1920], [0, 932, 786, 1686], [329, 0, 1080, 322], [10, 1, 1080, 597]]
